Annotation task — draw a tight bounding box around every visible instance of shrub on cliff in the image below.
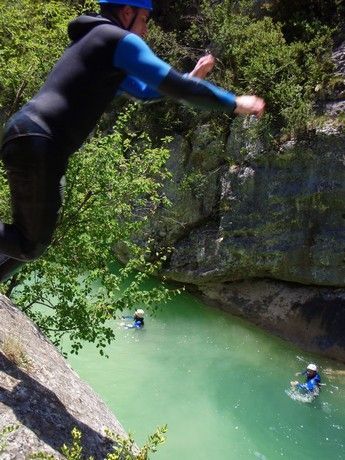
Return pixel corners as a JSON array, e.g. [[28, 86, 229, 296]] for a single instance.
[[118, 0, 337, 143], [163, 0, 335, 137]]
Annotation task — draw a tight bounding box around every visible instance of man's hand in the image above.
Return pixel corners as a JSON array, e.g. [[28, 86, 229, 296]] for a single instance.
[[189, 54, 216, 79], [234, 95, 265, 118]]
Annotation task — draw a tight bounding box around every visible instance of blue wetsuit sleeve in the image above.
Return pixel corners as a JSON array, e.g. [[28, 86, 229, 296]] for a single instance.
[[117, 75, 162, 100], [113, 33, 237, 112]]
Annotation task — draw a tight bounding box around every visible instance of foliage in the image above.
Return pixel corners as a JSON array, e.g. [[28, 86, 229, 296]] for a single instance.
[[1, 337, 32, 371], [60, 428, 84, 460], [105, 425, 167, 460], [0, 0, 76, 120], [152, 0, 202, 33], [0, 425, 19, 454], [184, 0, 335, 137], [0, 0, 100, 121], [132, 0, 337, 140], [30, 425, 167, 460], [260, 0, 345, 42], [0, 106, 173, 355], [179, 171, 209, 200]]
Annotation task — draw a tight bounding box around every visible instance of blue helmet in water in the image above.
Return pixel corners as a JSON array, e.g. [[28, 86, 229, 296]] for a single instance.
[[98, 0, 153, 10]]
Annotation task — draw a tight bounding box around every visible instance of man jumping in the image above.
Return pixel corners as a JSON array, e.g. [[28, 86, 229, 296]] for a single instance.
[[0, 0, 265, 281]]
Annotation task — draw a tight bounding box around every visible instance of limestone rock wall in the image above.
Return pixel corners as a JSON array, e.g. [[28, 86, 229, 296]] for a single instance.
[[0, 295, 130, 459], [163, 124, 345, 287], [155, 41, 345, 288]]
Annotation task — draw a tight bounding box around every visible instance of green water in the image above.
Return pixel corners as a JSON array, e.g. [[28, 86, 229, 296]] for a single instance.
[[67, 293, 345, 460]]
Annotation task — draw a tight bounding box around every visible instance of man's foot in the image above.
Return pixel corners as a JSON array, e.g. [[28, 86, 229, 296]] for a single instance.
[[0, 254, 23, 282]]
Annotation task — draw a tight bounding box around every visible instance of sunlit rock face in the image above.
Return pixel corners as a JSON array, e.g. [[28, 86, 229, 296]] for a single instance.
[[152, 41, 345, 287], [0, 295, 130, 459], [159, 121, 344, 287]]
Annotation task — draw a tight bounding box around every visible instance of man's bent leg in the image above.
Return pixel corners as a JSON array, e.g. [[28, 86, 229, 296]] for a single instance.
[[0, 135, 68, 278]]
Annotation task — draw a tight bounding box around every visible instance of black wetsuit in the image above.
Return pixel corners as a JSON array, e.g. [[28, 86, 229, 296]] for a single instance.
[[0, 13, 237, 281]]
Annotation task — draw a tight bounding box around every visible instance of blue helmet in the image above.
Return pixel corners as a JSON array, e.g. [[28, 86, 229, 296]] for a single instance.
[[98, 0, 153, 10]]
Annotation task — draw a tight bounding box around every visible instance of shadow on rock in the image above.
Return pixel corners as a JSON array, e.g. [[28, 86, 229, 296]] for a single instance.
[[0, 352, 115, 459]]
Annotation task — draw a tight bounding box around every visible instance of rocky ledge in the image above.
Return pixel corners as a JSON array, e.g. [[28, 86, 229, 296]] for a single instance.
[[0, 294, 130, 459]]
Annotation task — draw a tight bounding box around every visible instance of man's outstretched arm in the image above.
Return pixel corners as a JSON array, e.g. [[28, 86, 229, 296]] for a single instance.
[[114, 33, 265, 116], [117, 53, 217, 101]]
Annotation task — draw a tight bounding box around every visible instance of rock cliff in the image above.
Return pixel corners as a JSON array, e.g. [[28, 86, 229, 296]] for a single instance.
[[137, 41, 345, 361], [0, 295, 129, 459]]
